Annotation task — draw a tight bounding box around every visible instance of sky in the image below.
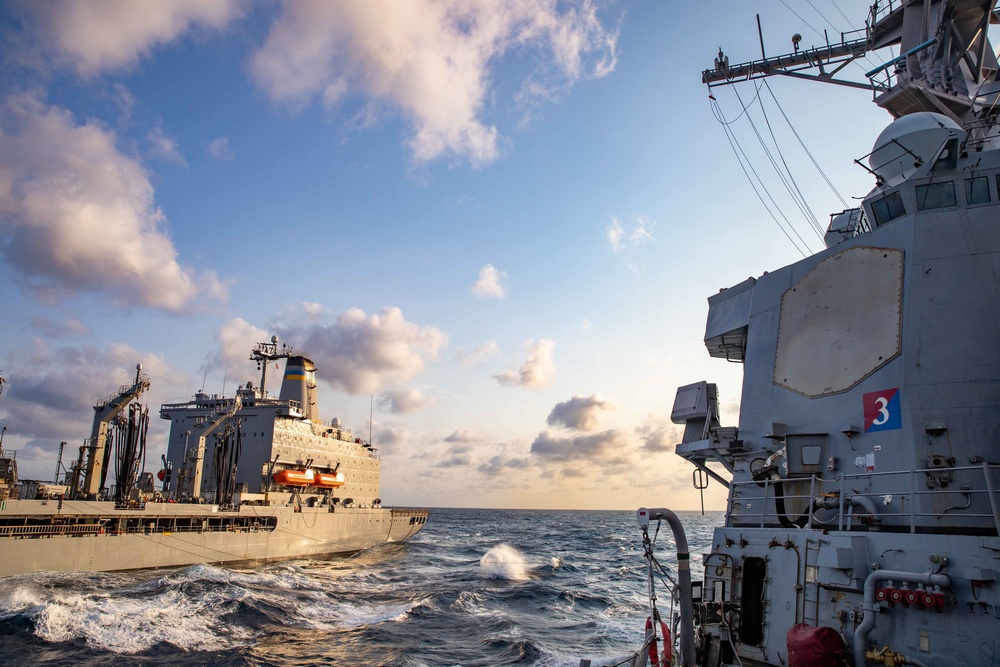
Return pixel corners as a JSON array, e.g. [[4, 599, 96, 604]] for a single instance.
[[0, 0, 912, 510]]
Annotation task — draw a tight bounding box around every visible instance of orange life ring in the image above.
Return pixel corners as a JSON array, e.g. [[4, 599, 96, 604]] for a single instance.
[[645, 616, 672, 666]]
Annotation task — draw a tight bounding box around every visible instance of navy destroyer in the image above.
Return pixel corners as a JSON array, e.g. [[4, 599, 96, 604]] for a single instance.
[[0, 338, 427, 577], [615, 2, 1000, 666]]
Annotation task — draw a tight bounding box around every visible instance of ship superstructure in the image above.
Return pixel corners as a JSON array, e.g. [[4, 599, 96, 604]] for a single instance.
[[0, 338, 426, 577], [639, 2, 1000, 667], [161, 339, 383, 509]]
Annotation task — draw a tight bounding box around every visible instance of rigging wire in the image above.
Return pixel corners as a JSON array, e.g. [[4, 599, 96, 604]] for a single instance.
[[733, 84, 826, 240], [711, 94, 812, 257], [711, 83, 766, 126], [754, 90, 826, 239], [763, 80, 850, 208]]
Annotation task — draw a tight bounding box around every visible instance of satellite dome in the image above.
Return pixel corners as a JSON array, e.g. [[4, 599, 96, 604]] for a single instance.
[[331, 417, 341, 428], [869, 112, 965, 186]]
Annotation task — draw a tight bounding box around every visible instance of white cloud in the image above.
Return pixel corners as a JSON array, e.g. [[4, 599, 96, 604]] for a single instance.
[[0, 94, 227, 312], [111, 83, 137, 119], [27, 316, 90, 339], [249, 0, 617, 165], [629, 215, 655, 246], [20, 0, 245, 76], [209, 317, 273, 380], [373, 424, 409, 454], [529, 428, 634, 465], [635, 420, 679, 453], [606, 216, 624, 252], [547, 394, 616, 432], [378, 388, 435, 414], [147, 127, 186, 165], [494, 339, 555, 387], [0, 340, 190, 476], [439, 444, 474, 467], [301, 301, 328, 320], [471, 264, 508, 299], [207, 135, 233, 161], [457, 340, 499, 367], [607, 214, 655, 254], [476, 454, 531, 475], [582, 317, 590, 331], [277, 306, 448, 394], [444, 429, 484, 444]]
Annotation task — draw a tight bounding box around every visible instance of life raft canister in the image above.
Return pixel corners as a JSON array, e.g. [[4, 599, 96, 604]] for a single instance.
[[645, 616, 672, 666]]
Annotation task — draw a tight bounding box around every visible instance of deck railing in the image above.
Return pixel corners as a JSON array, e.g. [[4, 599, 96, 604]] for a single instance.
[[727, 462, 1000, 535]]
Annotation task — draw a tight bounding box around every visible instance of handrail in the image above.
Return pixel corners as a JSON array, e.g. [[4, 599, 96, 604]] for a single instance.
[[0, 517, 278, 539], [94, 374, 150, 410], [727, 463, 1000, 534]]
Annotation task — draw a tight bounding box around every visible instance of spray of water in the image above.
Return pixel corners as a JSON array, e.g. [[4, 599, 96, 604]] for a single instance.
[[479, 544, 532, 581]]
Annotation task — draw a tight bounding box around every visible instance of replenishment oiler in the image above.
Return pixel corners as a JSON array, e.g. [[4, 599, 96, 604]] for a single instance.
[[608, 2, 1000, 667], [0, 338, 427, 578]]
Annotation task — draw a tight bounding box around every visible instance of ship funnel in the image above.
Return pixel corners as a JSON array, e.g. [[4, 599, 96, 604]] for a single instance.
[[279, 356, 318, 421]]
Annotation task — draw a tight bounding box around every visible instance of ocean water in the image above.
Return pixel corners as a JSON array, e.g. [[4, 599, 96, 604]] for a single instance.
[[0, 508, 723, 667]]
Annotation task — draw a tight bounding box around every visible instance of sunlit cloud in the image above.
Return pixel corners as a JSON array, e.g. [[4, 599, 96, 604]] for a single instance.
[[15, 0, 245, 76], [471, 264, 508, 299], [494, 339, 555, 387], [0, 93, 228, 312], [457, 340, 499, 367], [379, 388, 435, 414], [208, 317, 273, 380], [249, 0, 618, 165], [547, 394, 616, 432], [276, 306, 448, 394]]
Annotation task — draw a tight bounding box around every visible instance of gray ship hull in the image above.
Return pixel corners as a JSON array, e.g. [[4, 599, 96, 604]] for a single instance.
[[0, 499, 427, 578]]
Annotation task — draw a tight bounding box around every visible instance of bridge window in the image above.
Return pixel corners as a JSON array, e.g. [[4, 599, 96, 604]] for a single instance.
[[871, 191, 905, 225], [966, 177, 991, 205], [915, 181, 956, 210]]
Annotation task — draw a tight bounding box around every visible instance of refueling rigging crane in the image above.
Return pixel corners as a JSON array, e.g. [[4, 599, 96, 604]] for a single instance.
[[75, 364, 150, 499]]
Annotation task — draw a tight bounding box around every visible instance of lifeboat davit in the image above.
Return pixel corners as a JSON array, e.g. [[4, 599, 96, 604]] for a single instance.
[[313, 472, 345, 488], [272, 469, 315, 487]]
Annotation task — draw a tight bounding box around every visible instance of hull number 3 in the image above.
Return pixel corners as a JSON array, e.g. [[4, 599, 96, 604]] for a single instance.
[[864, 388, 901, 433]]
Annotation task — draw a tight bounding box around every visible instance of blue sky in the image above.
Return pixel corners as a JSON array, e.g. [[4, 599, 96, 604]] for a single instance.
[[0, 1, 903, 509]]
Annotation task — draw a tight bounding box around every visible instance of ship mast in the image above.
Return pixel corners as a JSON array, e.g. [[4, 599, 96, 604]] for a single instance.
[[705, 1, 1000, 128], [251, 335, 293, 396]]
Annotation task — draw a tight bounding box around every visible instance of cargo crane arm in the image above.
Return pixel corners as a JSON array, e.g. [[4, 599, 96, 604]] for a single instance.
[[79, 364, 150, 498], [175, 395, 242, 500]]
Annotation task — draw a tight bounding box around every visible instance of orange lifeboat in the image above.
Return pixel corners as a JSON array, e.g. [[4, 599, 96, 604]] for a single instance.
[[272, 469, 315, 487], [313, 471, 345, 488]]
